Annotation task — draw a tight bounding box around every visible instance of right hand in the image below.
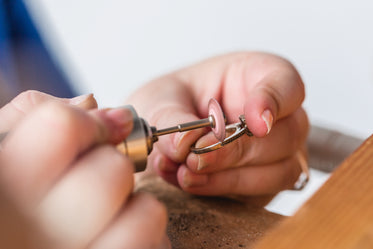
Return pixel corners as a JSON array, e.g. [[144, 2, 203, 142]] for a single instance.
[[0, 90, 170, 249], [127, 52, 308, 202]]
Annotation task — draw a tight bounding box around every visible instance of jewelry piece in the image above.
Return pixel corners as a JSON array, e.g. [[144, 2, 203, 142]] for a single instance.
[[149, 98, 253, 155], [191, 115, 253, 154], [293, 151, 310, 190]]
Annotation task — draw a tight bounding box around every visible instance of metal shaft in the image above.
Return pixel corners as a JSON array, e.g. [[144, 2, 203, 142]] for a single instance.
[[153, 115, 215, 137]]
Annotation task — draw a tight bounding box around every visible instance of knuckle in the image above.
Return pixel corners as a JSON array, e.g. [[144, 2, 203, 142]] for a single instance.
[[37, 102, 89, 144], [11, 90, 43, 112], [265, 55, 306, 106], [258, 83, 283, 115], [44, 103, 77, 132], [279, 59, 306, 102], [282, 107, 309, 156], [291, 107, 310, 146], [16, 90, 41, 102]]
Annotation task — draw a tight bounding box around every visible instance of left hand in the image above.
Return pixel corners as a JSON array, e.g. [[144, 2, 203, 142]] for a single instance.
[[0, 91, 170, 249]]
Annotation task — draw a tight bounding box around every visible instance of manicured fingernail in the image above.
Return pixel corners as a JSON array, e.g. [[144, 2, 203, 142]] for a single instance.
[[197, 156, 208, 171], [188, 153, 209, 171], [182, 167, 208, 187], [174, 131, 189, 148], [261, 109, 273, 135], [70, 93, 93, 105]]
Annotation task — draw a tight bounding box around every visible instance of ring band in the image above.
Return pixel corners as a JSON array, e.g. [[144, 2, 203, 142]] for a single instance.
[[293, 151, 310, 190], [191, 122, 249, 154]]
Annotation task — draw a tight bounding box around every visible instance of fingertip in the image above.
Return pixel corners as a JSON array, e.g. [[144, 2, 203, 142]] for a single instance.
[[177, 165, 208, 190], [93, 107, 134, 144], [176, 165, 186, 188], [186, 151, 212, 173], [152, 154, 179, 187], [244, 97, 275, 137], [185, 153, 199, 172], [69, 93, 98, 110]]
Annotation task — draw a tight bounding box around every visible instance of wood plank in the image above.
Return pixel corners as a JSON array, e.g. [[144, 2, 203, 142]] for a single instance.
[[254, 134, 373, 249]]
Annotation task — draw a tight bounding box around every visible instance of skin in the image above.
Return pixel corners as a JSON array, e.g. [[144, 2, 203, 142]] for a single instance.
[[127, 52, 309, 202], [0, 51, 308, 247], [0, 90, 170, 249]]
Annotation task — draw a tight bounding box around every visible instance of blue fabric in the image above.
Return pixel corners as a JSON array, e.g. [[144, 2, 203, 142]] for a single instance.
[[0, 0, 18, 92], [0, 0, 75, 98]]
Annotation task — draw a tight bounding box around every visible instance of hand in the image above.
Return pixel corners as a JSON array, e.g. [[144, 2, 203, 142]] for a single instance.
[[127, 52, 309, 202], [0, 91, 170, 249]]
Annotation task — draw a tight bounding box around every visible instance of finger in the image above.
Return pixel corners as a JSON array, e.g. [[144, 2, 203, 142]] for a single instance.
[[138, 81, 207, 163], [36, 145, 134, 249], [0, 102, 133, 206], [0, 90, 97, 133], [186, 107, 309, 173], [127, 77, 212, 165], [148, 146, 180, 187], [239, 56, 305, 137], [178, 152, 304, 196], [127, 52, 305, 168], [180, 52, 305, 137], [90, 193, 169, 249], [153, 106, 204, 163]]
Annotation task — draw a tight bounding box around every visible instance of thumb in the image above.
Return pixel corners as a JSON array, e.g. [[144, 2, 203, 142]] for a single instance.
[[244, 71, 305, 137]]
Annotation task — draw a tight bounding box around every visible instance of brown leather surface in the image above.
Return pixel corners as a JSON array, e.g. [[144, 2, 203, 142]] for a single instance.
[[135, 176, 283, 249]]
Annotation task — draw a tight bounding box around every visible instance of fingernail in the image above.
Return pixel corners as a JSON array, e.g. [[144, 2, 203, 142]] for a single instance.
[[104, 108, 133, 136], [188, 153, 209, 171], [197, 156, 209, 171], [182, 167, 208, 187], [261, 109, 273, 135], [174, 131, 188, 148], [70, 93, 93, 105], [105, 108, 133, 126]]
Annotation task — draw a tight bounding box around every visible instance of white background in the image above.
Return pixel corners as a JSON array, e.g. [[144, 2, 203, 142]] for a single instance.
[[26, 0, 373, 215], [28, 0, 373, 139]]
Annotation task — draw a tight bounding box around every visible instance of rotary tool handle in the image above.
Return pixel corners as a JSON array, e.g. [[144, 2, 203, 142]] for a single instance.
[[117, 106, 154, 172]]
